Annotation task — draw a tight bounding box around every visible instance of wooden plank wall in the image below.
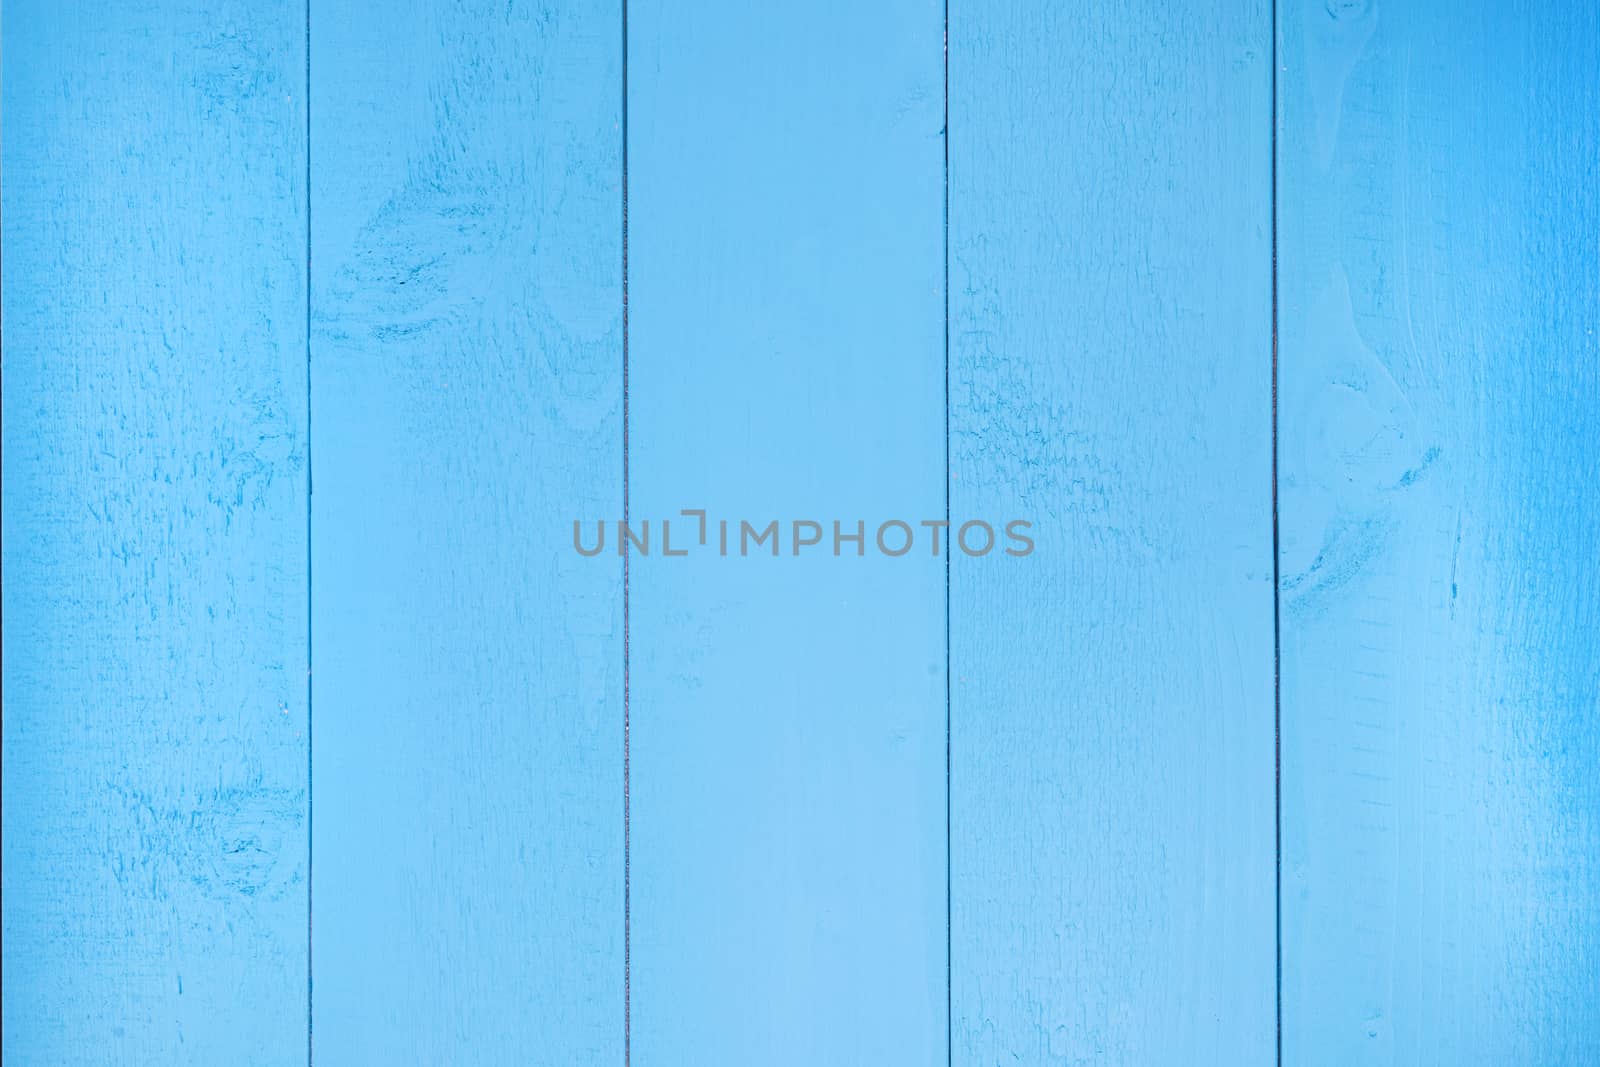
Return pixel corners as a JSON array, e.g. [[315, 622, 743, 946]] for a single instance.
[[3, 0, 1596, 1063]]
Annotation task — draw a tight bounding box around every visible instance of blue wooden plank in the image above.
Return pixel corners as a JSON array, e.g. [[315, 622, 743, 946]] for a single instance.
[[948, 2, 1277, 1062], [1, 1, 310, 1061], [1279, 1, 1600, 1062], [626, 1, 947, 1061], [308, 1, 624, 1061]]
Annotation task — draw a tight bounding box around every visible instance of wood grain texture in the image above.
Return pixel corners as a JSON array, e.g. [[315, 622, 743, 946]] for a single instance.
[[309, 1, 623, 1060], [948, 3, 1277, 1062], [1, 1, 310, 1062], [1279, 1, 1600, 1062], [626, 1, 947, 1062]]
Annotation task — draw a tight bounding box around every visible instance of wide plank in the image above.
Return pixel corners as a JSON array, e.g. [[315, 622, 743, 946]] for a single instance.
[[627, 1, 948, 1061], [1, 1, 310, 1060], [949, 2, 1277, 1061], [1279, 0, 1600, 1061], [309, 1, 624, 1059]]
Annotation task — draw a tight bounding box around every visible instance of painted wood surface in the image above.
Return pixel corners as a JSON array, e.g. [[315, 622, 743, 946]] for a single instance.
[[5, 0, 1600, 1062], [1278, 1, 1600, 1063], [0, 1, 310, 1062], [948, 3, 1278, 1063], [308, 1, 623, 1061], [626, 1, 948, 1062]]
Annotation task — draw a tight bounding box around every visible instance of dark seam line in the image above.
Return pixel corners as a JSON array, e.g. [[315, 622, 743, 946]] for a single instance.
[[943, 4, 953, 1066], [304, 1, 314, 1062], [1270, 0, 1283, 1063], [621, 0, 632, 1062]]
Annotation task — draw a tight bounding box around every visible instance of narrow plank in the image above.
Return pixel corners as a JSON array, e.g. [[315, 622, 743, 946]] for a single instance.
[[627, 1, 948, 1060], [949, 2, 1277, 1062], [1279, 1, 1600, 1061], [309, 1, 623, 1060], [1, 1, 310, 1060]]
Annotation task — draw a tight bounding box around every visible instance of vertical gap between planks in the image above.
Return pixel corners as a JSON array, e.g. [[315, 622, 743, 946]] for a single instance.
[[304, 0, 315, 1060], [942, 0, 953, 1064], [1269, 0, 1283, 1062], [621, 0, 633, 1061]]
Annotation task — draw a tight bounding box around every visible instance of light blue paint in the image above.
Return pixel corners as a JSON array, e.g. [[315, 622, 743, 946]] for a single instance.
[[948, 2, 1278, 1063], [309, 1, 623, 1062], [4, 0, 1597, 1062], [1, 1, 309, 1062], [1280, 1, 1600, 1062], [626, 1, 948, 1062]]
